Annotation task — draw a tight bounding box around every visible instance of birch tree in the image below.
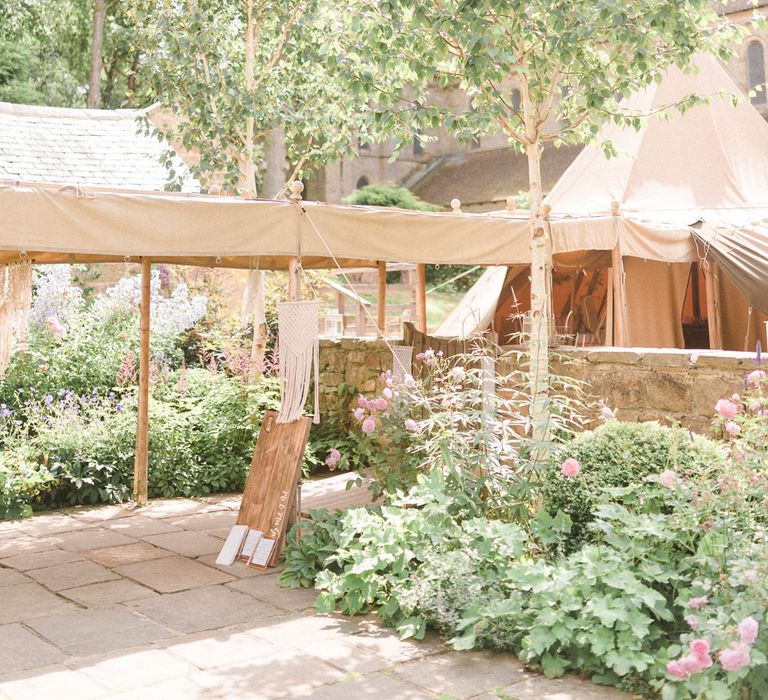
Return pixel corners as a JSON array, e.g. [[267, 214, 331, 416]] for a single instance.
[[349, 0, 742, 446]]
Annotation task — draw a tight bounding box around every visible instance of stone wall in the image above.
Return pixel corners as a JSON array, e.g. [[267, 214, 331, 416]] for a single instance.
[[318, 339, 757, 434]]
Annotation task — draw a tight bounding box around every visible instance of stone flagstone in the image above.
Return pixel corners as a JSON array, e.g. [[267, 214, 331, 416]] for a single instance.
[[312, 672, 438, 700], [163, 628, 278, 670], [0, 549, 84, 572], [0, 624, 67, 674], [0, 665, 109, 700], [85, 542, 173, 568], [197, 554, 270, 579], [25, 605, 175, 656], [26, 560, 118, 591], [0, 568, 29, 587], [127, 584, 282, 633], [0, 535, 59, 558], [0, 582, 76, 624], [141, 530, 225, 557], [60, 579, 158, 607], [168, 510, 238, 532], [14, 514, 90, 537], [115, 555, 235, 593], [50, 527, 137, 552], [227, 574, 319, 612], [103, 515, 182, 538]]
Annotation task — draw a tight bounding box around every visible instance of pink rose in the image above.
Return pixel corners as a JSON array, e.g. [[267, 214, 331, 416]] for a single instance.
[[685, 615, 699, 631], [659, 469, 677, 488], [747, 369, 766, 387], [744, 569, 758, 583], [325, 449, 341, 469], [715, 398, 739, 420], [725, 421, 741, 436], [560, 458, 580, 478], [404, 374, 416, 388], [382, 387, 393, 400], [678, 654, 705, 675], [732, 393, 741, 402], [687, 596, 709, 609], [357, 395, 367, 408], [404, 418, 417, 432], [738, 616, 759, 645], [719, 643, 751, 672], [353, 407, 365, 421], [361, 418, 376, 434], [690, 639, 713, 668], [374, 398, 388, 411], [749, 401, 761, 412], [666, 660, 688, 679]]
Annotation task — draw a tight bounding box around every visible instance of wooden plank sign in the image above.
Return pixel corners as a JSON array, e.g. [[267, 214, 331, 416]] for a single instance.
[[216, 410, 311, 569]]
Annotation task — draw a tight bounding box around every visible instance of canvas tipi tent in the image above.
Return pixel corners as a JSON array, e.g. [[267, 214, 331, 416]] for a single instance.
[[436, 53, 768, 351]]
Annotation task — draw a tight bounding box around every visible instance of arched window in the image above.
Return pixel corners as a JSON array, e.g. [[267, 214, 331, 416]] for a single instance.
[[356, 176, 370, 189], [747, 40, 766, 105], [511, 88, 521, 112]]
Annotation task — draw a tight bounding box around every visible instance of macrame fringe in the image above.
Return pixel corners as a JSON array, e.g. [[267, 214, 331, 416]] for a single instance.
[[0, 262, 32, 376], [276, 300, 320, 424], [391, 345, 413, 383]]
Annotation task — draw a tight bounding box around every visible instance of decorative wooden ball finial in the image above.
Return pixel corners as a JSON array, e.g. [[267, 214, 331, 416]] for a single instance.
[[290, 180, 304, 202], [450, 198, 462, 213], [542, 203, 552, 219], [610, 200, 620, 216]]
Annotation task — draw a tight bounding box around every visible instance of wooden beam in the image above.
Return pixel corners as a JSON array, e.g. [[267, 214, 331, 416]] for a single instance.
[[416, 263, 427, 333], [288, 257, 300, 301], [133, 257, 151, 506], [611, 245, 627, 347], [377, 261, 387, 333], [704, 261, 723, 350]]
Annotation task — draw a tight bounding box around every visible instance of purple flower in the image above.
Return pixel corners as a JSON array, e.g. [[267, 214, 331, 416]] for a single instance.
[[0, 404, 13, 418], [361, 418, 376, 434], [116, 404, 125, 412], [44, 394, 53, 407], [325, 449, 341, 469]]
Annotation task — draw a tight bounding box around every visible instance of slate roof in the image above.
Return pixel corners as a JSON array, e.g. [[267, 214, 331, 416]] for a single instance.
[[410, 145, 582, 212], [0, 102, 198, 192]]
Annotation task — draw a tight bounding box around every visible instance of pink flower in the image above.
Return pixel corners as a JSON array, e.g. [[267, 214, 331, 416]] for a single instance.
[[357, 395, 367, 408], [374, 398, 388, 411], [382, 387, 393, 400], [666, 660, 688, 679], [690, 639, 713, 668], [732, 393, 741, 402], [738, 616, 759, 645], [404, 418, 417, 432], [725, 421, 741, 436], [325, 449, 341, 469], [715, 398, 739, 420], [744, 569, 758, 583], [749, 401, 761, 412], [560, 458, 580, 478], [353, 407, 365, 421], [361, 418, 376, 434], [404, 374, 416, 388], [679, 654, 705, 675], [719, 643, 751, 672], [685, 615, 699, 631], [659, 469, 677, 488], [600, 405, 615, 420], [687, 596, 709, 609], [747, 369, 766, 387]]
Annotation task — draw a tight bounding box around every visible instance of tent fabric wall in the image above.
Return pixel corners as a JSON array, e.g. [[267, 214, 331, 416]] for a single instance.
[[622, 258, 689, 349], [719, 271, 768, 352]]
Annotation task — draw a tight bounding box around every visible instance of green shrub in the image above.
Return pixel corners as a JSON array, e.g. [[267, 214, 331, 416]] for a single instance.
[[541, 421, 726, 549]]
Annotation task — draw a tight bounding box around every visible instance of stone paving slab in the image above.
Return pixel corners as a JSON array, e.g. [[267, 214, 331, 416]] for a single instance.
[[168, 510, 238, 532], [50, 527, 137, 552], [103, 515, 182, 538], [66, 647, 198, 694], [0, 665, 109, 700], [393, 649, 530, 698], [227, 574, 319, 611], [242, 611, 366, 647], [116, 555, 235, 593], [84, 542, 173, 568], [127, 584, 282, 633], [24, 605, 175, 656], [108, 676, 214, 700], [342, 624, 446, 664], [0, 535, 59, 558], [312, 672, 439, 700], [26, 560, 119, 591], [196, 554, 272, 578], [0, 582, 76, 624], [293, 637, 392, 674], [14, 514, 91, 537], [0, 567, 29, 587], [0, 624, 67, 673], [188, 647, 347, 700], [136, 499, 224, 520], [141, 530, 225, 557], [163, 628, 278, 670], [0, 548, 85, 572], [472, 676, 631, 699], [71, 504, 134, 523], [60, 579, 159, 607]]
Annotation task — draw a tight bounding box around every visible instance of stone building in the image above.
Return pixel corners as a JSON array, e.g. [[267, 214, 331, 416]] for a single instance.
[[311, 1, 768, 212]]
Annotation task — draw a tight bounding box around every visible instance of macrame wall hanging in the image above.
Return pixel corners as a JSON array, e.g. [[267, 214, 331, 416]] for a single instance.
[[391, 345, 413, 383], [0, 262, 33, 376], [276, 299, 320, 424]]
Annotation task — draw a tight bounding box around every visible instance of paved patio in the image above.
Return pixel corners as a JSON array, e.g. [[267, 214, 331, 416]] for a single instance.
[[0, 477, 629, 699]]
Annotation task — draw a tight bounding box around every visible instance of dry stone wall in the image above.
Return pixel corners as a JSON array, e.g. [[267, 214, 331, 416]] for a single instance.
[[317, 339, 757, 435]]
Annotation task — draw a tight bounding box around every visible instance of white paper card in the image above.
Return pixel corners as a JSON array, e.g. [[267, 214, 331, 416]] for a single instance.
[[239, 529, 264, 560], [249, 537, 276, 568], [215, 525, 249, 566]]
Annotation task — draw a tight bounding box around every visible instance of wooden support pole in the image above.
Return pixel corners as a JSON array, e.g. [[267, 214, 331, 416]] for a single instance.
[[611, 245, 627, 347], [377, 261, 387, 333], [704, 261, 723, 350], [133, 257, 151, 506], [416, 263, 427, 333], [288, 257, 300, 301]]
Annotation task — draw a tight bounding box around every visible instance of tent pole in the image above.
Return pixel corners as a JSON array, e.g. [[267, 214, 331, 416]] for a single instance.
[[288, 257, 300, 301], [377, 261, 386, 333], [416, 264, 427, 333], [610, 245, 627, 347], [134, 257, 151, 506], [704, 261, 723, 350]]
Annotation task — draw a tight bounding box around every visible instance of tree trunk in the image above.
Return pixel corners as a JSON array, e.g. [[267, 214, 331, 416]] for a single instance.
[[87, 0, 106, 108], [525, 140, 550, 450], [263, 127, 287, 199], [125, 54, 140, 106]]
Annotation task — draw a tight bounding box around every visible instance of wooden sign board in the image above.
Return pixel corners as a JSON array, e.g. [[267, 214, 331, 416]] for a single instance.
[[219, 410, 311, 570]]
